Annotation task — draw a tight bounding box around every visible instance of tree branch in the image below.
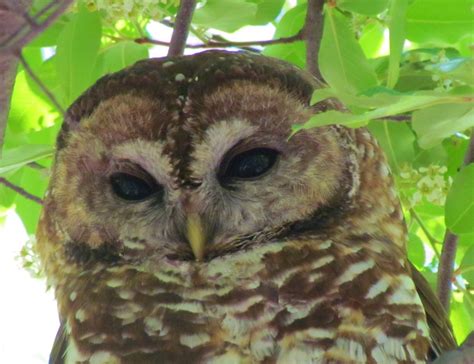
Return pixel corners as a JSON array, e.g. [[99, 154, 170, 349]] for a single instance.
[[18, 52, 65, 114], [167, 0, 197, 56], [0, 0, 74, 52], [136, 31, 304, 50], [1, 0, 73, 150], [304, 0, 325, 81], [437, 131, 474, 311], [0, 177, 43, 205]]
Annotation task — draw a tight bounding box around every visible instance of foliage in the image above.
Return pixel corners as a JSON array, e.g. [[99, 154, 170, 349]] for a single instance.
[[1, 0, 473, 344]]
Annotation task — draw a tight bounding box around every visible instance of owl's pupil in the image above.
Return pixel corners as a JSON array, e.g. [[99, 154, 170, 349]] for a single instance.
[[222, 148, 278, 180], [110, 173, 157, 201]]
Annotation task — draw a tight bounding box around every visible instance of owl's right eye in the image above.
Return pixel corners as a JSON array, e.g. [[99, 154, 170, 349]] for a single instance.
[[110, 173, 160, 201]]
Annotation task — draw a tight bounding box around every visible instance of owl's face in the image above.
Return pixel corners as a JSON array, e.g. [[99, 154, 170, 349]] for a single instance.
[[49, 71, 352, 264]]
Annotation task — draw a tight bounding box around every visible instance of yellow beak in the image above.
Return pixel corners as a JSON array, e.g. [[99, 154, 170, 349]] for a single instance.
[[186, 213, 206, 261]]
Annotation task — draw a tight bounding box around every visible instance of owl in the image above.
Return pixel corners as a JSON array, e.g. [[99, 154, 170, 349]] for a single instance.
[[37, 50, 456, 363]]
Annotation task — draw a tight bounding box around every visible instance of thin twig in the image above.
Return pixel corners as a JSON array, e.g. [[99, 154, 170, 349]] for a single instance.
[[378, 115, 412, 122], [0, 177, 43, 205], [136, 31, 305, 50], [437, 131, 474, 312], [304, 0, 325, 81], [167, 0, 197, 56], [18, 52, 65, 115]]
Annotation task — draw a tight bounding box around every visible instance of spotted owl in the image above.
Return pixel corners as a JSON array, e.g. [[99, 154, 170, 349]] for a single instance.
[[37, 50, 456, 363]]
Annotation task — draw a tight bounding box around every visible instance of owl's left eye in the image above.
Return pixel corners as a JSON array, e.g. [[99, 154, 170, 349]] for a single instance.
[[219, 148, 279, 182], [110, 173, 160, 201]]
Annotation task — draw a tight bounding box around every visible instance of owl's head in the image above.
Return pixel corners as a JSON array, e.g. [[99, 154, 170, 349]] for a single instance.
[[40, 50, 404, 266]]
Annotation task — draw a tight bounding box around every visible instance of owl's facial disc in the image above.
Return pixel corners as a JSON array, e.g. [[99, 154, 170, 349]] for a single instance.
[[51, 83, 351, 264]]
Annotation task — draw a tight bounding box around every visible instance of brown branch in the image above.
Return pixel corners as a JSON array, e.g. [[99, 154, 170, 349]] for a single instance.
[[437, 131, 474, 311], [167, 0, 197, 56], [137, 31, 304, 50], [0, 0, 74, 52], [1, 0, 73, 150], [18, 52, 65, 114], [136, 31, 304, 50], [304, 0, 325, 81], [0, 177, 43, 205]]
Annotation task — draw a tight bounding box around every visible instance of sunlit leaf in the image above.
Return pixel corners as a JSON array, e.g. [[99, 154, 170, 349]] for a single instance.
[[445, 164, 474, 234], [368, 121, 415, 172], [98, 41, 149, 75], [56, 7, 101, 105], [319, 6, 378, 94], [387, 0, 409, 88], [443, 136, 469, 176], [450, 296, 474, 344], [250, 0, 285, 25], [7, 71, 58, 133], [406, 0, 473, 44], [337, 0, 389, 15], [193, 0, 257, 32], [413, 103, 474, 149], [297, 91, 470, 131], [263, 4, 306, 68], [13, 168, 47, 234], [359, 22, 385, 59], [408, 233, 426, 269], [0, 144, 53, 175], [460, 245, 474, 285]]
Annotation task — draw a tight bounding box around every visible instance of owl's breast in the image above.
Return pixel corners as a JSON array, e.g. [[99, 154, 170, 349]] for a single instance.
[[58, 239, 429, 363]]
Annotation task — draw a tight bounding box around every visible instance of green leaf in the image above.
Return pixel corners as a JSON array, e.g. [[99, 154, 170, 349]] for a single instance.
[[408, 233, 426, 269], [24, 55, 66, 108], [368, 121, 415, 172], [387, 0, 409, 88], [450, 295, 474, 344], [445, 164, 474, 234], [430, 58, 474, 85], [412, 103, 474, 149], [99, 41, 149, 75], [460, 245, 474, 285], [319, 6, 378, 95], [250, 0, 285, 25], [14, 168, 47, 234], [27, 15, 68, 47], [0, 170, 23, 209], [7, 71, 58, 133], [443, 136, 469, 176], [193, 0, 258, 33], [263, 4, 306, 68], [56, 7, 101, 105], [359, 21, 385, 59], [0, 145, 54, 175], [337, 0, 390, 15], [458, 233, 474, 247], [297, 91, 469, 131], [406, 0, 474, 44], [395, 68, 437, 92]]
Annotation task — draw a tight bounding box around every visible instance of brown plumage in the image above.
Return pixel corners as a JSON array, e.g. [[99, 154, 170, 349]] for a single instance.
[[37, 50, 455, 363]]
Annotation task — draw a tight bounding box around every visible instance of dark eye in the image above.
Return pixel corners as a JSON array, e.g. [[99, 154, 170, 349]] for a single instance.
[[110, 173, 159, 201], [220, 148, 279, 181]]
